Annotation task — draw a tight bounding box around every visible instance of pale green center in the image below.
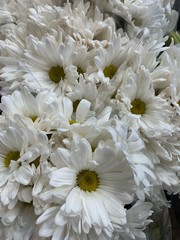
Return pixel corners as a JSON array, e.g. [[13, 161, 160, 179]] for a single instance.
[[48, 65, 65, 83], [131, 99, 146, 115], [30, 156, 40, 168], [30, 115, 38, 122], [169, 31, 180, 45], [76, 169, 99, 192], [69, 119, 77, 125], [77, 66, 84, 75], [4, 151, 20, 168], [103, 65, 117, 79], [133, 18, 143, 26]]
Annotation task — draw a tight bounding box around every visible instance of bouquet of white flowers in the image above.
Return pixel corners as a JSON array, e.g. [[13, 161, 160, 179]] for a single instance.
[[0, 0, 179, 239]]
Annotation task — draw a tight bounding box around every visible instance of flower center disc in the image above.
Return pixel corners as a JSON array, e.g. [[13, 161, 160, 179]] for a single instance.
[[30, 115, 38, 122], [48, 65, 65, 83], [76, 169, 99, 192], [77, 66, 84, 75], [4, 151, 20, 168], [131, 99, 146, 115], [103, 65, 117, 79]]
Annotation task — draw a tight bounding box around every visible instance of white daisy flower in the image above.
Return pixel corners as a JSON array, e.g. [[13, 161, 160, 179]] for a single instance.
[[93, 0, 177, 40], [110, 119, 157, 200], [0, 124, 50, 206], [23, 35, 88, 93], [92, 31, 130, 84], [115, 201, 153, 240], [142, 131, 180, 193], [28, 1, 115, 48], [115, 66, 173, 134], [0, 34, 26, 94], [37, 137, 135, 238], [0, 87, 65, 131], [0, 199, 46, 240]]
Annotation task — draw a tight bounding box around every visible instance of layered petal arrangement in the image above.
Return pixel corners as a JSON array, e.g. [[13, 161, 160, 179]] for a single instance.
[[0, 0, 179, 239]]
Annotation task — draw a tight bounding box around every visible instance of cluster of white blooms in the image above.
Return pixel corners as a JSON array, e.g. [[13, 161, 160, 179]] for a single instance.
[[0, 0, 179, 239]]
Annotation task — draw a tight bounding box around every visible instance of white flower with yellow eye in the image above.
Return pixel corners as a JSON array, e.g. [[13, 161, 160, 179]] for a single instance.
[[115, 66, 173, 134], [37, 137, 135, 238], [0, 125, 50, 206], [92, 31, 130, 83], [0, 87, 65, 131], [22, 35, 80, 93]]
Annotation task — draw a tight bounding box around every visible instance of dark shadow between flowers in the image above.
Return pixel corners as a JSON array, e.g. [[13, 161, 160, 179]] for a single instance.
[[167, 193, 180, 240]]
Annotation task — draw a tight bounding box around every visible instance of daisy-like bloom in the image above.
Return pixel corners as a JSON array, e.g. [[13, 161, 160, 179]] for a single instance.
[[93, 0, 178, 40], [91, 31, 130, 84], [110, 119, 157, 201], [0, 0, 66, 29], [157, 44, 180, 115], [0, 30, 26, 94], [0, 200, 40, 240], [23, 34, 90, 93], [0, 87, 65, 131], [28, 0, 115, 48], [115, 201, 153, 240], [114, 66, 173, 134], [0, 124, 50, 207], [37, 137, 136, 238], [142, 130, 180, 194]]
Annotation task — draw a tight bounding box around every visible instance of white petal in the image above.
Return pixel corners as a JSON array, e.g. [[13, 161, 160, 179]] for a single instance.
[[76, 99, 91, 122]]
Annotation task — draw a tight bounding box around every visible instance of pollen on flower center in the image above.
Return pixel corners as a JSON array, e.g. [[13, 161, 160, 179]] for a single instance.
[[4, 151, 20, 168], [103, 65, 117, 79], [76, 169, 99, 192], [131, 99, 146, 115], [48, 65, 65, 83]]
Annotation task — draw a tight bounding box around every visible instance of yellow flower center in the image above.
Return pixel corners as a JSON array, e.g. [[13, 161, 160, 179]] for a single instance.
[[48, 65, 65, 83], [30, 115, 38, 122], [76, 169, 99, 192], [103, 65, 117, 79], [69, 119, 77, 125], [131, 99, 146, 115], [4, 151, 20, 168]]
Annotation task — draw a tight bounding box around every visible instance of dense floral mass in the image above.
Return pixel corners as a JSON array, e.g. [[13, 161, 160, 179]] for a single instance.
[[0, 0, 179, 239]]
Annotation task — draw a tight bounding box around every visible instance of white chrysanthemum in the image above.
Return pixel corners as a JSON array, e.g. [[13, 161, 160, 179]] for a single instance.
[[0, 32, 26, 94], [37, 137, 135, 238], [28, 1, 115, 47], [0, 125, 50, 206], [23, 35, 92, 93], [0, 0, 66, 28], [110, 120, 157, 201], [114, 201, 153, 240], [142, 131, 180, 193], [93, 0, 178, 39], [0, 87, 66, 131], [91, 31, 130, 84], [157, 44, 180, 115], [0, 199, 47, 240], [114, 66, 173, 133]]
